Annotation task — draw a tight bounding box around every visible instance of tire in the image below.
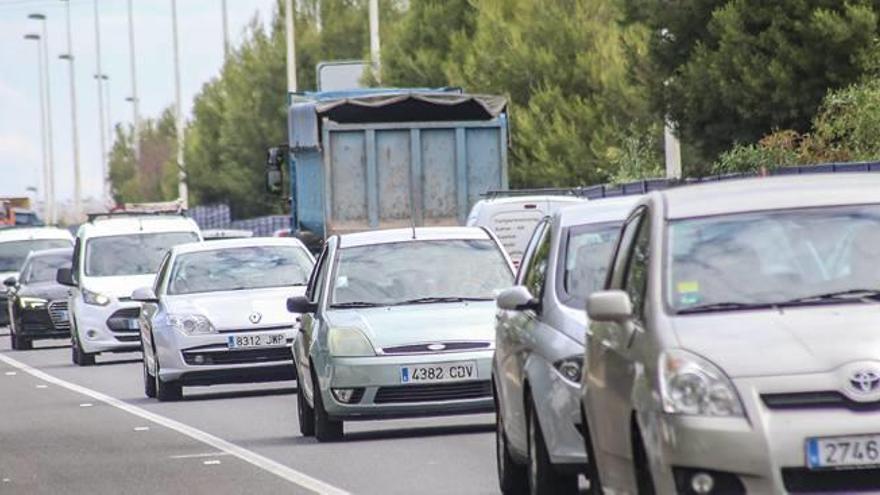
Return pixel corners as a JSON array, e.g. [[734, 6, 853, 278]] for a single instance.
[[495, 391, 527, 495], [9, 325, 17, 350], [14, 333, 31, 351], [581, 407, 604, 495], [312, 370, 343, 442], [527, 404, 577, 495], [632, 423, 656, 495], [297, 379, 315, 437], [73, 333, 95, 366], [155, 359, 183, 402], [143, 356, 157, 399]]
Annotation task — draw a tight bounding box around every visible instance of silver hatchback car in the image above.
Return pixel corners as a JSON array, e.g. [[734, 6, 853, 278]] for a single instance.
[[493, 196, 640, 494], [583, 174, 880, 494], [287, 227, 514, 441]]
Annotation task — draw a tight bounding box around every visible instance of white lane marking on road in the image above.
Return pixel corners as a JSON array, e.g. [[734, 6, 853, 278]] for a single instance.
[[2, 478, 9, 483], [203, 460, 222, 466], [36, 384, 48, 389], [79, 403, 94, 408], [169, 452, 231, 460], [0, 353, 348, 495], [4, 371, 16, 376], [134, 426, 150, 432]]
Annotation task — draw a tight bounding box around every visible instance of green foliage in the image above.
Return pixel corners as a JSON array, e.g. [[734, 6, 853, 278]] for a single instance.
[[628, 0, 880, 166], [107, 109, 178, 204]]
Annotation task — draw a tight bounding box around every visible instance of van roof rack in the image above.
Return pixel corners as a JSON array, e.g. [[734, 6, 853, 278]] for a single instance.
[[86, 209, 187, 223]]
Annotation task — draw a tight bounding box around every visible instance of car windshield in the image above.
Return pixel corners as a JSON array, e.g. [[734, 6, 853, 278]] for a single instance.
[[0, 239, 72, 272], [331, 239, 513, 306], [85, 232, 199, 277], [24, 254, 72, 284], [167, 245, 314, 295], [668, 204, 880, 312], [559, 222, 622, 308]]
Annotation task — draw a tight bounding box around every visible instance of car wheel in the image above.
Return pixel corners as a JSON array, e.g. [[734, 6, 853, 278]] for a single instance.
[[312, 370, 343, 442], [527, 404, 577, 495], [14, 333, 31, 351], [155, 362, 183, 402], [581, 407, 604, 495], [495, 391, 527, 495], [632, 423, 656, 495], [73, 333, 95, 366], [9, 324, 17, 350], [297, 380, 316, 437], [143, 355, 157, 399]]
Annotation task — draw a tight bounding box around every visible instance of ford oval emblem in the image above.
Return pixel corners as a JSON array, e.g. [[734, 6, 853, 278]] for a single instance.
[[249, 311, 262, 324], [850, 369, 880, 394], [427, 343, 446, 352]]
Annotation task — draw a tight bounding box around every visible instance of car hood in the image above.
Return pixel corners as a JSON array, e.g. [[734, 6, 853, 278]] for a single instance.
[[18, 282, 69, 301], [83, 274, 158, 299], [672, 304, 880, 378], [327, 301, 496, 350], [164, 286, 305, 331]]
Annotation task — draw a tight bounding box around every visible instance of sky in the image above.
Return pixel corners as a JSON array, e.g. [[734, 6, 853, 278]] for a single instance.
[[0, 0, 278, 205]]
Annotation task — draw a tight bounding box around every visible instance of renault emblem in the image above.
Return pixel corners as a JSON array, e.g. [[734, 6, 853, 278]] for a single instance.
[[849, 369, 880, 394], [249, 311, 262, 324]]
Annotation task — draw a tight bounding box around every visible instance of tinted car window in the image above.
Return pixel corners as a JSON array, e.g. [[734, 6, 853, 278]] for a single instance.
[[331, 239, 513, 306], [85, 232, 198, 277], [24, 254, 72, 284], [0, 239, 72, 272], [558, 221, 623, 308], [168, 246, 313, 295]]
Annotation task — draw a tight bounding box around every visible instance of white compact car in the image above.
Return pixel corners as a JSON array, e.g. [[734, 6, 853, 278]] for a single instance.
[[133, 237, 314, 401], [56, 213, 201, 366], [466, 195, 585, 268]]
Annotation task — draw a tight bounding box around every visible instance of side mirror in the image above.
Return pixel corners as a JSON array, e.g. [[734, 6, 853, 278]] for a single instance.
[[131, 286, 159, 303], [56, 267, 75, 287], [587, 290, 633, 323], [497, 286, 540, 312], [3, 276, 17, 288], [265, 146, 286, 194], [287, 295, 317, 314]]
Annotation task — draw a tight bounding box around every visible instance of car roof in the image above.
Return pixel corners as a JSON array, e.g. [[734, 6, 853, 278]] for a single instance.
[[660, 173, 880, 220], [338, 226, 491, 248], [170, 236, 310, 255], [556, 195, 642, 227], [77, 215, 200, 238], [0, 227, 73, 243]]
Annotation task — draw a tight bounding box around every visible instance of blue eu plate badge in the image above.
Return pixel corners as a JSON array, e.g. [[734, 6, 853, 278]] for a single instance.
[[400, 367, 410, 383]]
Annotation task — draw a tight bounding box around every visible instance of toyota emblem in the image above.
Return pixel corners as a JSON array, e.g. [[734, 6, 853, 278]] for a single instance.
[[249, 311, 262, 324], [849, 369, 880, 394]]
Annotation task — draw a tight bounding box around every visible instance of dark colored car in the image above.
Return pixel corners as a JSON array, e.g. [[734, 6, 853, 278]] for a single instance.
[[6, 248, 73, 350]]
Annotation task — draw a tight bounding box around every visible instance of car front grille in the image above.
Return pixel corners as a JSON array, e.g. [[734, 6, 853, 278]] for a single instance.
[[762, 392, 880, 412], [107, 307, 140, 333], [48, 300, 70, 330], [782, 467, 880, 492], [373, 380, 492, 404], [182, 347, 293, 366], [380, 341, 492, 355]]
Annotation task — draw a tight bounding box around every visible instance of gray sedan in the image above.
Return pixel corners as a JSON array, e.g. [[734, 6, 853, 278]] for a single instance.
[[133, 237, 315, 401], [287, 227, 514, 441], [494, 196, 640, 494]]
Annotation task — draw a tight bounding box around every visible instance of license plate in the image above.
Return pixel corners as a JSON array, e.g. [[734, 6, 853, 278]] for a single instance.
[[227, 333, 285, 349], [400, 361, 477, 384], [807, 434, 880, 469]]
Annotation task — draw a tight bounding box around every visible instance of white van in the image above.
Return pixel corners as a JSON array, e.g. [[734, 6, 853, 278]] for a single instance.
[[466, 195, 585, 267], [57, 213, 201, 365]]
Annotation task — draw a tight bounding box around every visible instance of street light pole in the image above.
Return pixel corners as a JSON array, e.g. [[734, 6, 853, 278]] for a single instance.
[[284, 0, 296, 92], [127, 0, 140, 160], [369, 0, 380, 83], [221, 0, 230, 60], [92, 0, 108, 202], [171, 0, 188, 209], [29, 14, 55, 225], [59, 0, 82, 221], [24, 34, 49, 223]]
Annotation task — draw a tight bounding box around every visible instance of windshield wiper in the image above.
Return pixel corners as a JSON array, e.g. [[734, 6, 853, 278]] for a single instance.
[[677, 301, 777, 314], [776, 289, 880, 307], [393, 296, 493, 305], [330, 301, 385, 308]]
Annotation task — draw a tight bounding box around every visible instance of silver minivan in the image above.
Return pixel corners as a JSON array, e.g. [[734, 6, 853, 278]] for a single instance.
[[494, 196, 640, 494], [582, 174, 880, 494]]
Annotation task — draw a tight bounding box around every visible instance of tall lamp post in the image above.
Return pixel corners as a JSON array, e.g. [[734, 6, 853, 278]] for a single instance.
[[170, 0, 188, 208], [59, 0, 82, 220], [28, 13, 55, 225], [24, 33, 50, 223], [126, 0, 140, 159], [92, 0, 108, 202]]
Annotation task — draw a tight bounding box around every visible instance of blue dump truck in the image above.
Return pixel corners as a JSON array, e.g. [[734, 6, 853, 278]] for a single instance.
[[266, 88, 509, 249]]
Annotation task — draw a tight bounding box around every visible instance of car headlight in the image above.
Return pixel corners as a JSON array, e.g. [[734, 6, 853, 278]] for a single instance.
[[553, 355, 583, 384], [19, 297, 48, 309], [82, 288, 111, 306], [167, 314, 216, 336], [659, 349, 744, 417], [327, 327, 375, 357]]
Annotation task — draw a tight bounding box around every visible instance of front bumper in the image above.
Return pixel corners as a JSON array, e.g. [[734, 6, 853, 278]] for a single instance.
[[74, 298, 142, 354], [17, 301, 70, 339], [529, 361, 586, 466], [315, 351, 494, 420], [647, 374, 880, 494]]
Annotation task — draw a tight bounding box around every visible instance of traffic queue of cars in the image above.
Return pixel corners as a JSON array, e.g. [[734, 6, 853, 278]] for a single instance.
[[7, 173, 880, 495]]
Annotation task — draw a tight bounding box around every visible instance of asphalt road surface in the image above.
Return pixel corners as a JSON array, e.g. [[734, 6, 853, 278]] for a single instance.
[[0, 332, 506, 495]]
